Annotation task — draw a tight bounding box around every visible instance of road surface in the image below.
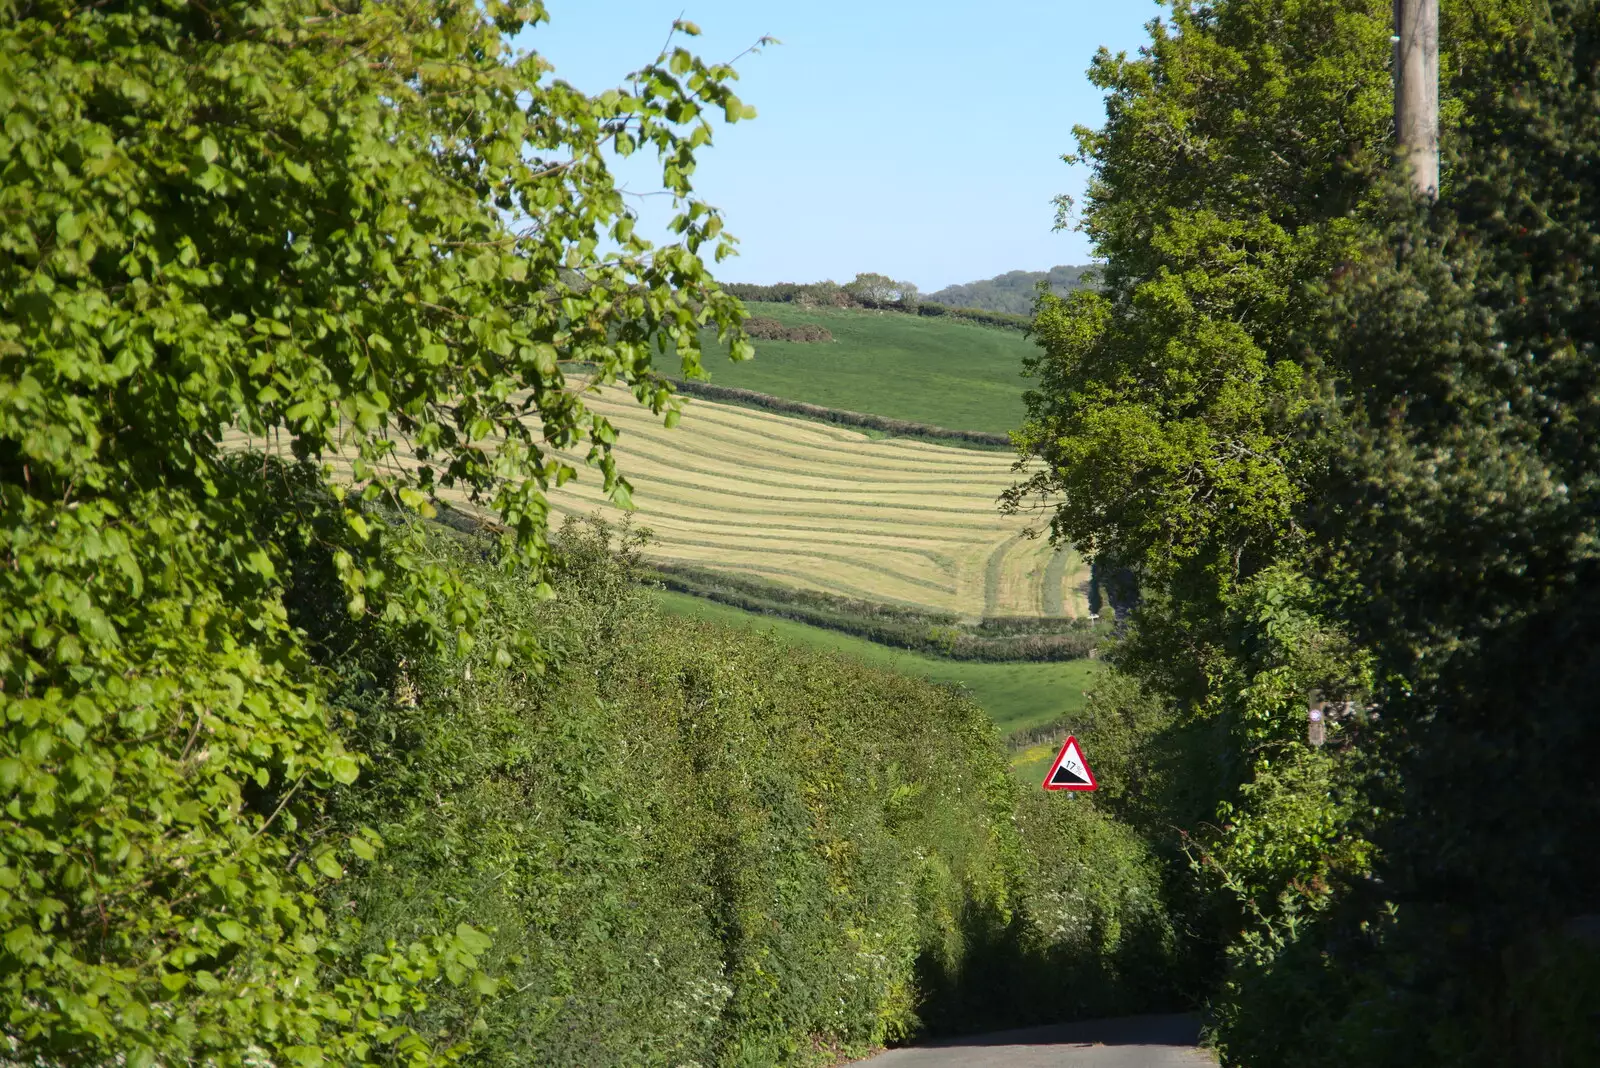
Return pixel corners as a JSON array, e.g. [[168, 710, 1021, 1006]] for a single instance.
[[859, 1014, 1215, 1067]]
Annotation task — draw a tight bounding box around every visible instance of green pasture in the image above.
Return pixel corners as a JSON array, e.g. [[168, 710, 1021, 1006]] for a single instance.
[[681, 302, 1036, 434], [652, 589, 1102, 744]]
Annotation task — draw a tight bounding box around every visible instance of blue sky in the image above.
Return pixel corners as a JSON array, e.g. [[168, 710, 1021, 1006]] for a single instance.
[[521, 2, 1162, 293]]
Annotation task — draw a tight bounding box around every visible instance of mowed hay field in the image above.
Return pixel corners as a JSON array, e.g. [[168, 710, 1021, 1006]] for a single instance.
[[225, 384, 1087, 621], [545, 386, 1088, 620]]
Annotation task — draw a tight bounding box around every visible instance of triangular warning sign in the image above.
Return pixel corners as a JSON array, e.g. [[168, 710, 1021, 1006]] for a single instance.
[[1042, 735, 1097, 792]]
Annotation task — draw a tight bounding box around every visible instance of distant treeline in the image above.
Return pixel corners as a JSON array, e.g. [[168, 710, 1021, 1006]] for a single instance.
[[925, 265, 1097, 316], [724, 280, 1034, 332], [649, 562, 1105, 662], [660, 376, 1013, 447]]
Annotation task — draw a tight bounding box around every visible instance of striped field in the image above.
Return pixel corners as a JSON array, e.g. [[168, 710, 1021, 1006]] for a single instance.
[[227, 386, 1087, 620], [545, 388, 1084, 620]]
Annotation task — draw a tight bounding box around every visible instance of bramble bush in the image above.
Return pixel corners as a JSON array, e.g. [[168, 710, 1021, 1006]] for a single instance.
[[742, 316, 834, 342]]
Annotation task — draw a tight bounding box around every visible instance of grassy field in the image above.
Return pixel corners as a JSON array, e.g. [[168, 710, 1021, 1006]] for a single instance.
[[225, 384, 1088, 619], [676, 302, 1036, 435], [652, 589, 1102, 742], [543, 387, 1088, 619]]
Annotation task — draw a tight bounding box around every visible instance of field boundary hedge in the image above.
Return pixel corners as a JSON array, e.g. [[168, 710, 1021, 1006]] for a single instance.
[[649, 561, 1104, 662], [723, 282, 1036, 332], [662, 376, 1013, 447]]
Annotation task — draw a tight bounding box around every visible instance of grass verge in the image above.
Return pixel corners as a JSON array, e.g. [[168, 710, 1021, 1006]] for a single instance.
[[652, 589, 1103, 743]]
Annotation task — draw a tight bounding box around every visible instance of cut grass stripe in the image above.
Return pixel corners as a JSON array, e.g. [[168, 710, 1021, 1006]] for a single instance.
[[983, 534, 1022, 619], [1041, 547, 1071, 617]]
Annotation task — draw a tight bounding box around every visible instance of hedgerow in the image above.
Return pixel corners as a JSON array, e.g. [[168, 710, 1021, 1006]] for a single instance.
[[724, 282, 1034, 332], [301, 516, 1179, 1063], [648, 562, 1105, 661]]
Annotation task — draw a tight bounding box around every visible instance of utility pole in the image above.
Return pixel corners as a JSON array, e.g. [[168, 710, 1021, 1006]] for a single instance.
[[1394, 0, 1440, 197]]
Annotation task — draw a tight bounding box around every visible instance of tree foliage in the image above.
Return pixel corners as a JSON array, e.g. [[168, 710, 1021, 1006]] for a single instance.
[[1279, 5, 1600, 1059], [924, 265, 1094, 316], [1009, 1, 1599, 1064], [0, 1, 758, 1061], [843, 271, 919, 305]]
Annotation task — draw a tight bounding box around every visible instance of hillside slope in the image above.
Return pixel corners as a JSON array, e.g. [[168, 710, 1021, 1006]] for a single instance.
[[652, 589, 1103, 741], [925, 265, 1095, 315], [226, 386, 1086, 619], [543, 388, 1087, 619], [681, 302, 1034, 435]]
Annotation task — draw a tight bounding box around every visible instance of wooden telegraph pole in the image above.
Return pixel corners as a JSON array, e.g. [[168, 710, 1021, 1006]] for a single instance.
[[1394, 0, 1440, 196]]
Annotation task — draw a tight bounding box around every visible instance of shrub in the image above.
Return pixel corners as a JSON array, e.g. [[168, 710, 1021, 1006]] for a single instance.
[[306, 518, 1181, 1063], [744, 316, 833, 343]]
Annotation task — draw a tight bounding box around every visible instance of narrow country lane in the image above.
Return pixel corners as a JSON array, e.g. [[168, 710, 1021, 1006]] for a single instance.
[[860, 1014, 1215, 1067]]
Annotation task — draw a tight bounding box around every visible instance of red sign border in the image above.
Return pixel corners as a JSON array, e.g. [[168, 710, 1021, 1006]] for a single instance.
[[1041, 734, 1098, 792]]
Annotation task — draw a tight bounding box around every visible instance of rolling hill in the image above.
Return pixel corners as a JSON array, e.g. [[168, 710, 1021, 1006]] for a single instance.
[[677, 302, 1035, 435], [227, 384, 1086, 621], [924, 265, 1096, 315], [543, 386, 1085, 620]]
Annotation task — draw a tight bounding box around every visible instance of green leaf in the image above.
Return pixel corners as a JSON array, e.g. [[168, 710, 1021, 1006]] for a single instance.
[[329, 754, 360, 785], [5, 927, 35, 955], [314, 851, 344, 880], [454, 923, 492, 955]]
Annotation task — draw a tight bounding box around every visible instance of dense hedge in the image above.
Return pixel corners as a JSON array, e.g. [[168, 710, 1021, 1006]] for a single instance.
[[724, 281, 1033, 332], [285, 519, 1175, 1063], [912, 301, 1034, 332], [649, 562, 1104, 661], [661, 377, 1013, 448]]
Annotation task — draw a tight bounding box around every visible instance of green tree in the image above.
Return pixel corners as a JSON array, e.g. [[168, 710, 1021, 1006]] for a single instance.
[[845, 271, 919, 304], [1262, 4, 1600, 1060], [1004, 0, 1534, 1060], [0, 1, 758, 1062]]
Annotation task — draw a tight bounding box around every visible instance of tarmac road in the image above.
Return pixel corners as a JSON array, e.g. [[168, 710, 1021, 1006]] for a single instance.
[[859, 1014, 1216, 1067]]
